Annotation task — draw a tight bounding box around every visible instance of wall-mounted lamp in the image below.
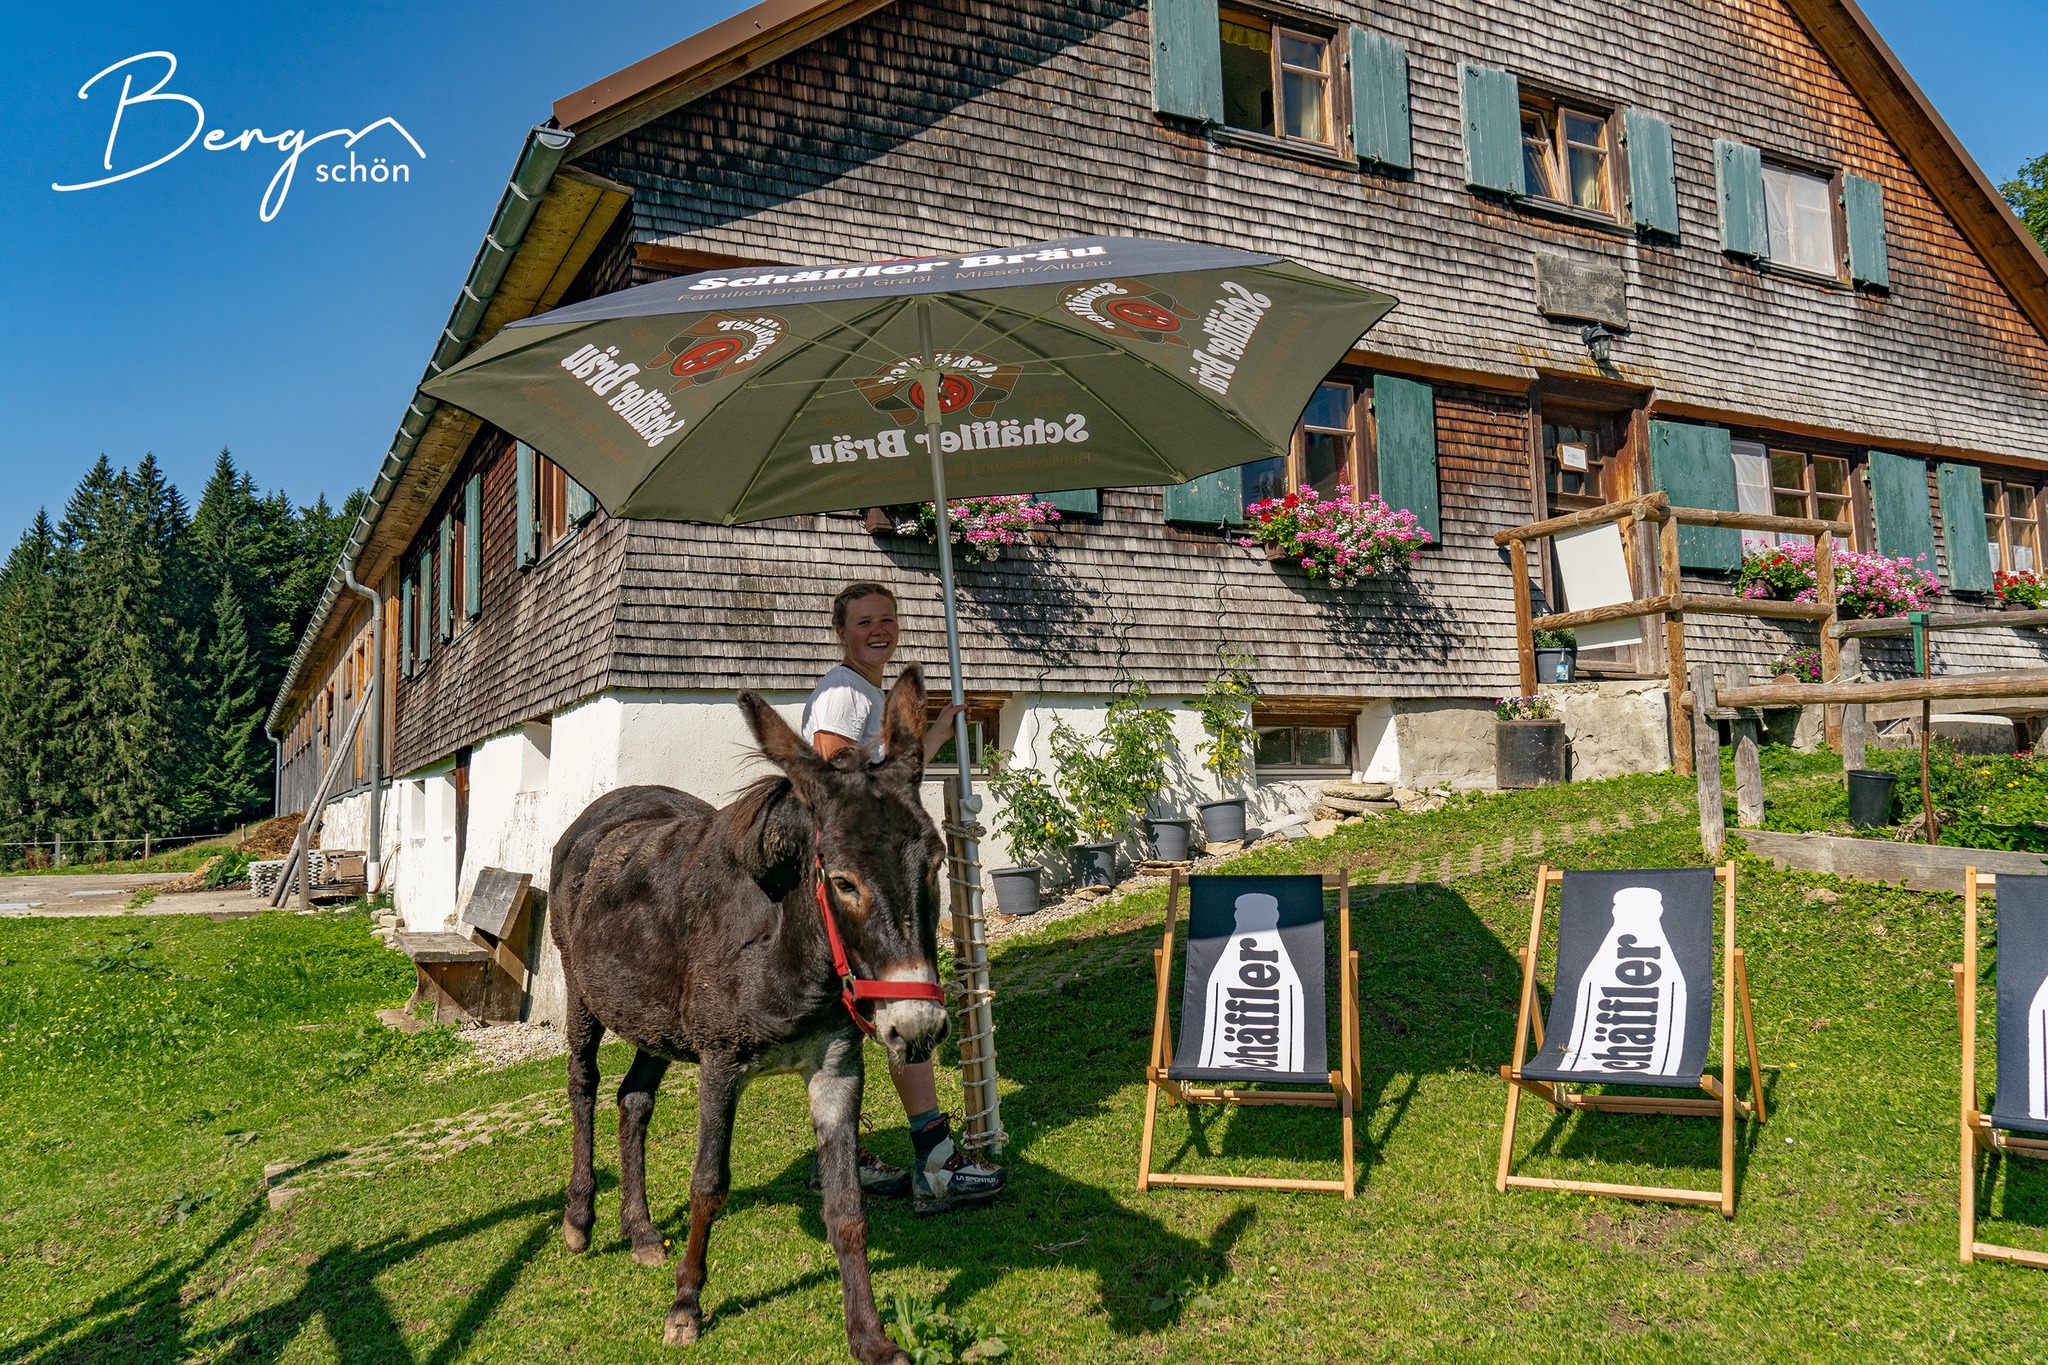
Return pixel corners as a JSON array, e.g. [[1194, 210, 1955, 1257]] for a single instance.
[[1580, 323, 1617, 367]]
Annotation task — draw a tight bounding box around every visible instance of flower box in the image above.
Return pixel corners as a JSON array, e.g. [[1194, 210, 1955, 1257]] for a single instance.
[[1238, 485, 1431, 586]]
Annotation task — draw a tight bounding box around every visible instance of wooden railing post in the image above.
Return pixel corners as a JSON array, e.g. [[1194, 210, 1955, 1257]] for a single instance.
[[1508, 537, 1537, 696], [1662, 517, 1691, 777], [1840, 637, 1866, 771], [1690, 665, 1725, 860], [1816, 530, 1842, 751], [1729, 666, 1764, 830]]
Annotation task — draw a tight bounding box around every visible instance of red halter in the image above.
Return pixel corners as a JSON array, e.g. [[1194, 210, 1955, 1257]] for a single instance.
[[813, 853, 946, 1037]]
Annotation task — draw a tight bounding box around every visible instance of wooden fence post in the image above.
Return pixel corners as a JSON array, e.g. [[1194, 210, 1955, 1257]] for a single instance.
[[1663, 518, 1692, 777], [1690, 665, 1725, 860], [1508, 537, 1537, 696], [1840, 638, 1866, 772], [1728, 664, 1764, 830], [1817, 531, 1843, 750]]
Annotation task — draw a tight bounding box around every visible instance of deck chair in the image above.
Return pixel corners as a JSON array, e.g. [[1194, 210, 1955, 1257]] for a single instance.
[[1138, 872, 1360, 1198], [1958, 870, 2048, 1269], [1497, 864, 1764, 1217]]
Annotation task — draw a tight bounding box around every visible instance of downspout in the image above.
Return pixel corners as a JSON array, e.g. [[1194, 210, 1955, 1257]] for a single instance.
[[342, 564, 383, 893], [272, 735, 282, 818]]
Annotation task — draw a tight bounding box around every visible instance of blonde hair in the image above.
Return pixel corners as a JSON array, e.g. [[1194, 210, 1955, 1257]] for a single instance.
[[831, 582, 897, 628]]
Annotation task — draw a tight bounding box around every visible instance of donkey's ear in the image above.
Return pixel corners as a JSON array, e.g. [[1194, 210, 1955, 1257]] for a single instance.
[[738, 691, 829, 793], [879, 666, 928, 780]]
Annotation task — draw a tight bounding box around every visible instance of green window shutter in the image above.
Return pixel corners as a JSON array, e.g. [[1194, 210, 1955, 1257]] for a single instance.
[[436, 518, 453, 640], [416, 555, 432, 665], [1350, 30, 1412, 170], [1460, 64, 1523, 196], [463, 474, 482, 618], [1649, 421, 1741, 570], [1624, 111, 1679, 238], [1150, 0, 1222, 124], [400, 576, 414, 677], [566, 477, 597, 525], [1843, 174, 1890, 289], [1935, 462, 1993, 592], [1866, 449, 1937, 572], [1372, 374, 1440, 540], [515, 442, 537, 568], [1035, 489, 1100, 516], [1714, 139, 1768, 259], [1163, 469, 1244, 526]]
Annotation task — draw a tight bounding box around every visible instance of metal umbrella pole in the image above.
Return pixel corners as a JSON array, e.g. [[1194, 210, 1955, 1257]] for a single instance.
[[916, 300, 1005, 1153]]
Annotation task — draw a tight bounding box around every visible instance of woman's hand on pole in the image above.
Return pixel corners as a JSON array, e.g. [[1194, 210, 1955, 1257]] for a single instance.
[[924, 703, 964, 763]]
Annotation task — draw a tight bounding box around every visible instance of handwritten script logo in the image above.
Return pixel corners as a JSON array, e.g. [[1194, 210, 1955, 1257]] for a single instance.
[[51, 52, 425, 222]]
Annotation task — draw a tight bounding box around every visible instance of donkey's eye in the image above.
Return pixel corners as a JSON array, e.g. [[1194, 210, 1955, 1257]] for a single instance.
[[831, 875, 860, 897]]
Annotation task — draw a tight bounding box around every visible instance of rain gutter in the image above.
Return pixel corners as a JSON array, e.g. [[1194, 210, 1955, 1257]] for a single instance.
[[265, 123, 575, 742]]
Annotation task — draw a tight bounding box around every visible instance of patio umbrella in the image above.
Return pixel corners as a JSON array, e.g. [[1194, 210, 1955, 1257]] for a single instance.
[[422, 234, 1398, 1149]]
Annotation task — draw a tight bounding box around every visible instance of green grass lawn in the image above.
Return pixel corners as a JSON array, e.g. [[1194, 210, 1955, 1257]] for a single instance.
[[4, 769, 2046, 1363], [1, 840, 243, 879]]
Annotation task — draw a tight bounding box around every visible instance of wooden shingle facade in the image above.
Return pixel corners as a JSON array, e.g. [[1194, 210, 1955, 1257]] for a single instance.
[[270, 0, 2048, 925]]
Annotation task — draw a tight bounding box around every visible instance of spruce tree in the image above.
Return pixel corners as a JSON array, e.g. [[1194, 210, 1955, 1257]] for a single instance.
[[0, 513, 72, 858], [187, 580, 265, 826]]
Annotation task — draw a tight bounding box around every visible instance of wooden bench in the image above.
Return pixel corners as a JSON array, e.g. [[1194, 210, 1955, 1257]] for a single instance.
[[395, 868, 536, 1025]]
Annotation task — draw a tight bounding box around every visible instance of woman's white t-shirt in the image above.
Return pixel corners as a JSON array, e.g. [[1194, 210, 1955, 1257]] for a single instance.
[[801, 665, 886, 763]]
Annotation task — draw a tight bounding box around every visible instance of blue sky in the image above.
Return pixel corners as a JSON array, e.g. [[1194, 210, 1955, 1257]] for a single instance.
[[0, 0, 2043, 549]]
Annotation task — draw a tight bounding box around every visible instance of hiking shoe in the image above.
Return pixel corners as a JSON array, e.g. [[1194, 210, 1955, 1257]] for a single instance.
[[809, 1147, 912, 1199], [912, 1119, 1007, 1215]]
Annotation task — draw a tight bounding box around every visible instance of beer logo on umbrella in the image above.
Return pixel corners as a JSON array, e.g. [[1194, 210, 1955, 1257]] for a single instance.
[[856, 350, 1022, 426], [651, 315, 785, 392], [1059, 278, 1194, 346]]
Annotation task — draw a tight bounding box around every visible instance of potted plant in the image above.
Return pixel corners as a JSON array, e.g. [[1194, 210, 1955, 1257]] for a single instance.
[[909, 494, 1060, 564], [1768, 645, 1824, 684], [1994, 569, 2046, 611], [1734, 541, 1939, 619], [1532, 628, 1577, 684], [1495, 694, 1566, 789], [984, 753, 1077, 916], [1236, 485, 1432, 586], [1189, 648, 1258, 845], [1047, 682, 1175, 887]]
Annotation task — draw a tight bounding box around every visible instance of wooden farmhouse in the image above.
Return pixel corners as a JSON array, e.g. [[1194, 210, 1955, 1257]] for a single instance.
[[269, 0, 2048, 954]]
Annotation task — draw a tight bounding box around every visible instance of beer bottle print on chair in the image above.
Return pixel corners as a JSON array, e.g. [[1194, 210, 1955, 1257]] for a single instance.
[[1137, 872, 1362, 1198], [1497, 865, 1765, 1217], [1956, 871, 2048, 1269]]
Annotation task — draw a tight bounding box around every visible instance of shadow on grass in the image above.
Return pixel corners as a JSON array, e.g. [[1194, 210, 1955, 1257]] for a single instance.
[[15, 1183, 586, 1365]]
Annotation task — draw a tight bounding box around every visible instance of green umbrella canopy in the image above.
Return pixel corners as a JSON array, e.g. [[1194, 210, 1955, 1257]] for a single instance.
[[421, 236, 1398, 525]]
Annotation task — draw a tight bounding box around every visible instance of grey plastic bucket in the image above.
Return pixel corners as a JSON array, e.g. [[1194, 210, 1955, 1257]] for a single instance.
[[1068, 841, 1119, 888], [989, 865, 1042, 916], [1847, 769, 1898, 828], [1196, 798, 1247, 844], [1147, 817, 1193, 862]]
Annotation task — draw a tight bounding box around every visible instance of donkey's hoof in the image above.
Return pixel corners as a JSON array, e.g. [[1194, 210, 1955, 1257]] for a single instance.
[[662, 1310, 701, 1346], [562, 1220, 591, 1254], [632, 1237, 669, 1267]]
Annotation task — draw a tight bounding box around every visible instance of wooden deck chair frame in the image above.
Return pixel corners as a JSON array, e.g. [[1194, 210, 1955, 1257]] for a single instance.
[[1496, 863, 1764, 1217], [1957, 869, 2048, 1269], [1137, 870, 1362, 1198]]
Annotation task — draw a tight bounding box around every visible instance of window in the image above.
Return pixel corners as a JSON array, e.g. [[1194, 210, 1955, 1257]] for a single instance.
[[1253, 723, 1351, 773], [534, 455, 571, 557], [1762, 165, 1837, 276], [1219, 11, 1334, 147], [1984, 476, 2041, 574], [1732, 443, 1855, 548], [926, 696, 1003, 774], [1244, 380, 1366, 506], [1542, 416, 1616, 513], [448, 513, 468, 637], [1519, 96, 1613, 215]]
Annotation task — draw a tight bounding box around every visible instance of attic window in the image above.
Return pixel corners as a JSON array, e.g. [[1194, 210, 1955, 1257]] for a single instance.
[[1762, 164, 1837, 276], [1519, 95, 1614, 217]]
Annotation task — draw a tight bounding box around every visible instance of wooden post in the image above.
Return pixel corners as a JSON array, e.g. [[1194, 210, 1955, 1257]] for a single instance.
[[1960, 871, 1979, 1264], [1733, 717, 1764, 828], [1663, 518, 1692, 777], [1690, 665, 1725, 859], [1509, 537, 1537, 696], [142, 833, 151, 863], [1840, 638, 1866, 772], [1817, 531, 1842, 750]]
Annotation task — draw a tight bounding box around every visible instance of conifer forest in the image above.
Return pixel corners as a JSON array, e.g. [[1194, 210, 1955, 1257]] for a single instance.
[[0, 452, 358, 864]]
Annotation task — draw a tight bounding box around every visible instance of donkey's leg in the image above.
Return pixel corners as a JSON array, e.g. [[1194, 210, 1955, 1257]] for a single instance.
[[563, 990, 605, 1254], [664, 1055, 740, 1347], [810, 1035, 907, 1365], [618, 1047, 673, 1265]]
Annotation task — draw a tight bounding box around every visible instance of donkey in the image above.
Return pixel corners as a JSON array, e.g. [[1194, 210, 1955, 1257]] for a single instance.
[[548, 669, 950, 1364]]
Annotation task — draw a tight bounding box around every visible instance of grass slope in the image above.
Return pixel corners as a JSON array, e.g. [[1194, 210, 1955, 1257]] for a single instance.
[[3, 770, 2045, 1363]]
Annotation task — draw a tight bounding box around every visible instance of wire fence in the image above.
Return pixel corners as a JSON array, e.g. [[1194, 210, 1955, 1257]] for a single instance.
[[0, 827, 248, 870]]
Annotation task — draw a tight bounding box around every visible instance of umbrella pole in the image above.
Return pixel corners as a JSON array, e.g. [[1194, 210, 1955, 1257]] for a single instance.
[[918, 302, 1005, 1154]]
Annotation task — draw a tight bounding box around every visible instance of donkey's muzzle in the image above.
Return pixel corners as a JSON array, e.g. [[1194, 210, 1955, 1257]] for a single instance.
[[874, 997, 950, 1066]]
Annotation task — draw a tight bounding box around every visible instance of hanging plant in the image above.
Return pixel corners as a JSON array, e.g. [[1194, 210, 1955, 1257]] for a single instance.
[[1994, 569, 2046, 609], [1733, 539, 1938, 619], [1237, 485, 1430, 585], [910, 494, 1060, 564]]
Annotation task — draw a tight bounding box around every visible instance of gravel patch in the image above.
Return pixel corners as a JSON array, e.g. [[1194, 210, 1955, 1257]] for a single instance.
[[435, 1021, 568, 1076]]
